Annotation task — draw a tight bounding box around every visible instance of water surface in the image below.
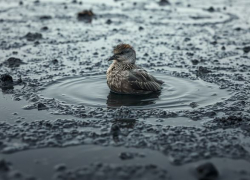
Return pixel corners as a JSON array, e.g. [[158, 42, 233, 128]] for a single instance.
[[42, 73, 230, 110]]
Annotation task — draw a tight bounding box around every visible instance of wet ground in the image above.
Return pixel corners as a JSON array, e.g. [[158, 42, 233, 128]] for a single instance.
[[0, 0, 250, 179]]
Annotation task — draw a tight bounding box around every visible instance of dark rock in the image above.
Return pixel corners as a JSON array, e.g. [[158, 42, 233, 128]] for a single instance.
[[41, 26, 48, 31], [106, 19, 112, 24], [191, 59, 199, 65], [54, 164, 67, 171], [186, 52, 194, 56], [52, 59, 59, 64], [39, 15, 52, 20], [2, 57, 24, 67], [0, 74, 13, 84], [190, 102, 198, 108], [38, 103, 48, 111], [207, 7, 215, 12], [77, 10, 94, 22], [24, 32, 42, 41], [0, 74, 14, 91], [34, 41, 40, 45], [220, 115, 242, 123], [139, 26, 144, 31], [159, 0, 170, 6], [0, 159, 11, 172], [119, 152, 134, 160], [234, 27, 241, 31], [196, 162, 219, 180], [198, 66, 211, 74], [243, 46, 250, 53]]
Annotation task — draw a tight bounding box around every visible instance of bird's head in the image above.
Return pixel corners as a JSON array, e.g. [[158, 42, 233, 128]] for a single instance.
[[108, 44, 136, 64]]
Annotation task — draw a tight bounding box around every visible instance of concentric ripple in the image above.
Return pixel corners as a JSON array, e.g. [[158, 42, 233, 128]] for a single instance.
[[42, 73, 230, 110]]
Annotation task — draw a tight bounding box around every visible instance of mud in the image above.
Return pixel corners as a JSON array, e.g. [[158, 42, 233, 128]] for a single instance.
[[0, 0, 250, 180]]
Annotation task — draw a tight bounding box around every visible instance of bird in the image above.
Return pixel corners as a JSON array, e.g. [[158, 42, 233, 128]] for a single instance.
[[107, 44, 164, 95]]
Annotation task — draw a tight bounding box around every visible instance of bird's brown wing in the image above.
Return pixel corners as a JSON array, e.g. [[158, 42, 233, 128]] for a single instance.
[[128, 69, 163, 92]]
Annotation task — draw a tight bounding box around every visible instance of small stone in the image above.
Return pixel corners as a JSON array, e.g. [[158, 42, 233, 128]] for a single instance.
[[191, 59, 199, 65], [38, 103, 48, 110], [184, 37, 191, 42], [243, 46, 250, 53], [207, 7, 215, 12], [139, 26, 144, 31], [119, 152, 134, 160], [24, 32, 42, 41], [3, 57, 24, 67], [39, 15, 52, 20], [196, 162, 219, 180], [52, 59, 59, 64], [198, 66, 211, 74], [77, 10, 94, 22], [41, 26, 48, 31], [190, 102, 198, 108], [106, 19, 112, 24], [0, 74, 13, 84], [159, 0, 170, 6], [54, 164, 67, 171]]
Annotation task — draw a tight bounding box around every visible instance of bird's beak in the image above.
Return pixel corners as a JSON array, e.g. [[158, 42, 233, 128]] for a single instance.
[[108, 55, 118, 61]]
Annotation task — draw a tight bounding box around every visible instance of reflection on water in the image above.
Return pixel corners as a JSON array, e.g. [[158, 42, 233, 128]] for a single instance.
[[111, 118, 136, 142], [107, 91, 161, 107]]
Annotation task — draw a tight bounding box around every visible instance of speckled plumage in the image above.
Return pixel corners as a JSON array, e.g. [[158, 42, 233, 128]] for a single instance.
[[107, 44, 164, 94]]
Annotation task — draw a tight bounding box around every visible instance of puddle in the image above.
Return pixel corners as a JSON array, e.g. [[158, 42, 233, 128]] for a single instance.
[[1, 145, 176, 180], [2, 145, 250, 180], [42, 73, 230, 110], [0, 93, 82, 124]]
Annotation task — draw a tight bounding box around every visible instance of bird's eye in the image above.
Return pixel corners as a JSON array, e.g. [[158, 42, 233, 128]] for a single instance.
[[120, 52, 124, 55]]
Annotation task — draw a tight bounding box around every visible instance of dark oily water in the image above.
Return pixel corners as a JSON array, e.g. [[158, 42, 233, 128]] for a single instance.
[[42, 73, 230, 109]]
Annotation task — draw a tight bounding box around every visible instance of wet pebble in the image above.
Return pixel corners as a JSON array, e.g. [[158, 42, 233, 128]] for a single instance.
[[37, 103, 48, 111], [106, 19, 112, 24], [41, 26, 49, 31], [243, 46, 250, 53], [2, 57, 24, 67], [139, 26, 144, 31], [119, 152, 134, 160], [24, 32, 42, 41], [54, 164, 67, 171], [77, 10, 94, 21], [195, 162, 219, 180], [0, 74, 13, 84], [39, 15, 52, 20], [190, 102, 198, 108], [159, 0, 170, 6]]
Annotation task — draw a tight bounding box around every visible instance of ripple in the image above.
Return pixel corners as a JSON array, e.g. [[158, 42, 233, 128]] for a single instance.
[[42, 73, 230, 110]]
